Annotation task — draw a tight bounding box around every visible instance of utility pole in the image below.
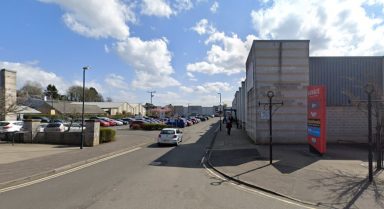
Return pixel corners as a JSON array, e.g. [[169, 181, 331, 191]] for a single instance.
[[148, 91, 156, 105]]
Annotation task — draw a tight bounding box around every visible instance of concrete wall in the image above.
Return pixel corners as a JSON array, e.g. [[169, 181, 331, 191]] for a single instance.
[[247, 40, 310, 143], [326, 106, 373, 143], [17, 121, 100, 146], [0, 69, 17, 121]]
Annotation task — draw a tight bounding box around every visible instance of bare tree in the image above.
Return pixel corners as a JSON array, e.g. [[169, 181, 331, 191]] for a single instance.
[[18, 81, 43, 97]]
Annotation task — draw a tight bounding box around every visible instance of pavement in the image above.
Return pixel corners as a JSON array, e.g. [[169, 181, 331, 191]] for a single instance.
[[207, 125, 384, 209]]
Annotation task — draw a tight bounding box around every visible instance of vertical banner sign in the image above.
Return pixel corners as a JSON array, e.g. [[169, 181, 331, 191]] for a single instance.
[[307, 86, 326, 154]]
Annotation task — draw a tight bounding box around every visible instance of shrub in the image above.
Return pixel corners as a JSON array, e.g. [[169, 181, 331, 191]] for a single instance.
[[99, 128, 116, 143], [141, 123, 168, 130]]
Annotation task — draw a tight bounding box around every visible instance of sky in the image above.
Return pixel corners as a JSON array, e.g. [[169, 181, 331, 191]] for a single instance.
[[1, 0, 384, 106]]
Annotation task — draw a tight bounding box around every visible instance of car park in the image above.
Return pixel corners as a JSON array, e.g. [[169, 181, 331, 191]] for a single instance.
[[157, 128, 183, 146]]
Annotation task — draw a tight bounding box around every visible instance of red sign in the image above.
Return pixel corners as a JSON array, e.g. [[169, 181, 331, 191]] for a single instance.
[[307, 86, 326, 154]]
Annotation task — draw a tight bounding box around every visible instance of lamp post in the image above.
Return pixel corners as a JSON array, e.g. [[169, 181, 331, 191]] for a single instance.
[[218, 93, 222, 131], [81, 66, 91, 149]]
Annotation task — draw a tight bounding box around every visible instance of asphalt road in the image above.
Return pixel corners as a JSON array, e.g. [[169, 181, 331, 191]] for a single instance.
[[0, 119, 311, 209]]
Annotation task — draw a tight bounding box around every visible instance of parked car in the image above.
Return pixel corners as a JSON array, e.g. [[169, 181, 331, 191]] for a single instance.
[[110, 119, 123, 126], [65, 123, 86, 132], [0, 121, 23, 133], [129, 120, 148, 129], [121, 118, 134, 124], [98, 119, 110, 127], [157, 128, 183, 146], [36, 123, 48, 132], [116, 119, 129, 125], [44, 123, 66, 132]]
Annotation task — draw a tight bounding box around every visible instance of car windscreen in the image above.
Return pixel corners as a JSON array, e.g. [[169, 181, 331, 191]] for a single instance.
[[46, 123, 61, 128], [161, 130, 175, 134]]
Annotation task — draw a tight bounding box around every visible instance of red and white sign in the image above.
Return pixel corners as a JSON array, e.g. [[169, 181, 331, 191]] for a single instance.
[[307, 85, 326, 154]]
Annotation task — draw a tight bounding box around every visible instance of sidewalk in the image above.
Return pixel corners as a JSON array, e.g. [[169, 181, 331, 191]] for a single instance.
[[207, 126, 384, 209], [0, 130, 158, 189]]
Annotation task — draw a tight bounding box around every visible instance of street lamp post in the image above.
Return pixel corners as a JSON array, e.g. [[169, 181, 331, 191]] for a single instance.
[[218, 93, 222, 131], [81, 66, 91, 149]]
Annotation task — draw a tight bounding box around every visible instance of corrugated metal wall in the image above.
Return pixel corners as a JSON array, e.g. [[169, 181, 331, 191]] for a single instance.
[[310, 57, 384, 106]]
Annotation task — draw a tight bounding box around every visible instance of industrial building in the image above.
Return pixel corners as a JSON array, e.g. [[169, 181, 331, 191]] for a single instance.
[[233, 40, 383, 144]]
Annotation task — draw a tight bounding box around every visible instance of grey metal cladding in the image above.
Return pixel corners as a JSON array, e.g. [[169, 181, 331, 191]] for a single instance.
[[309, 57, 384, 106]]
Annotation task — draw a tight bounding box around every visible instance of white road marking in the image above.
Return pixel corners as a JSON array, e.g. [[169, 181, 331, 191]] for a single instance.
[[203, 163, 316, 209], [0, 147, 142, 193]]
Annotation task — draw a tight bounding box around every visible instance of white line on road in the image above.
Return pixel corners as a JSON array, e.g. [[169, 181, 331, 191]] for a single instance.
[[203, 163, 316, 209], [0, 147, 142, 193]]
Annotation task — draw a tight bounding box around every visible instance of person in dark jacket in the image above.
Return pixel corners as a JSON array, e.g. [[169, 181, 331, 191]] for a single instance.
[[226, 121, 232, 135]]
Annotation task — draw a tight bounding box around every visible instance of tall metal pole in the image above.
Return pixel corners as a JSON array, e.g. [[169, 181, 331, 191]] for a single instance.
[[367, 90, 373, 182], [267, 91, 275, 164], [81, 66, 90, 150], [218, 93, 222, 131]]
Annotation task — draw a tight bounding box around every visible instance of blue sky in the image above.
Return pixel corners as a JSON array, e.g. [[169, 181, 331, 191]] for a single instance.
[[1, 0, 384, 106]]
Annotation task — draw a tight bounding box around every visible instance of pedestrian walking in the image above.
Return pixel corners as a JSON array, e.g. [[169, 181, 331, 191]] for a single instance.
[[226, 121, 232, 135]]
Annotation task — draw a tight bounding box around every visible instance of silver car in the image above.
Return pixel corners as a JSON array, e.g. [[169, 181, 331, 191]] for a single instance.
[[157, 128, 183, 146]]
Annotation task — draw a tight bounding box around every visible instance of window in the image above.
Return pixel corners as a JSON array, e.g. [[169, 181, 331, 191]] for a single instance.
[[161, 130, 175, 134]]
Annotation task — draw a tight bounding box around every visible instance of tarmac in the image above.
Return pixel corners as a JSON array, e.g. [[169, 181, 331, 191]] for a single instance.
[[1, 123, 384, 209], [207, 125, 384, 209]]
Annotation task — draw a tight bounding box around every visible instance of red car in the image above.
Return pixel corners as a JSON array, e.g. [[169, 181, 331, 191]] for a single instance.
[[98, 119, 110, 127]]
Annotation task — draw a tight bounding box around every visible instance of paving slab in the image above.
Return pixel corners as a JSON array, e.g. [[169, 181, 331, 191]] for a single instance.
[[208, 126, 384, 209]]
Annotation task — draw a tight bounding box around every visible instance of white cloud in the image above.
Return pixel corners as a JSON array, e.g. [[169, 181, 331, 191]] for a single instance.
[[73, 79, 105, 94], [141, 0, 173, 18], [188, 20, 257, 75], [174, 0, 194, 12], [191, 19, 215, 35], [110, 90, 137, 102], [114, 37, 180, 89], [189, 19, 257, 75], [105, 74, 128, 89], [155, 91, 187, 105], [0, 61, 67, 93], [179, 82, 232, 94], [186, 72, 197, 81], [39, 0, 135, 40], [195, 82, 232, 93], [251, 0, 384, 55], [210, 1, 219, 13]]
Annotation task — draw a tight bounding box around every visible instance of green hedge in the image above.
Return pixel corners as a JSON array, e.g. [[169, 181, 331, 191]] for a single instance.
[[141, 123, 169, 130], [99, 128, 116, 143]]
